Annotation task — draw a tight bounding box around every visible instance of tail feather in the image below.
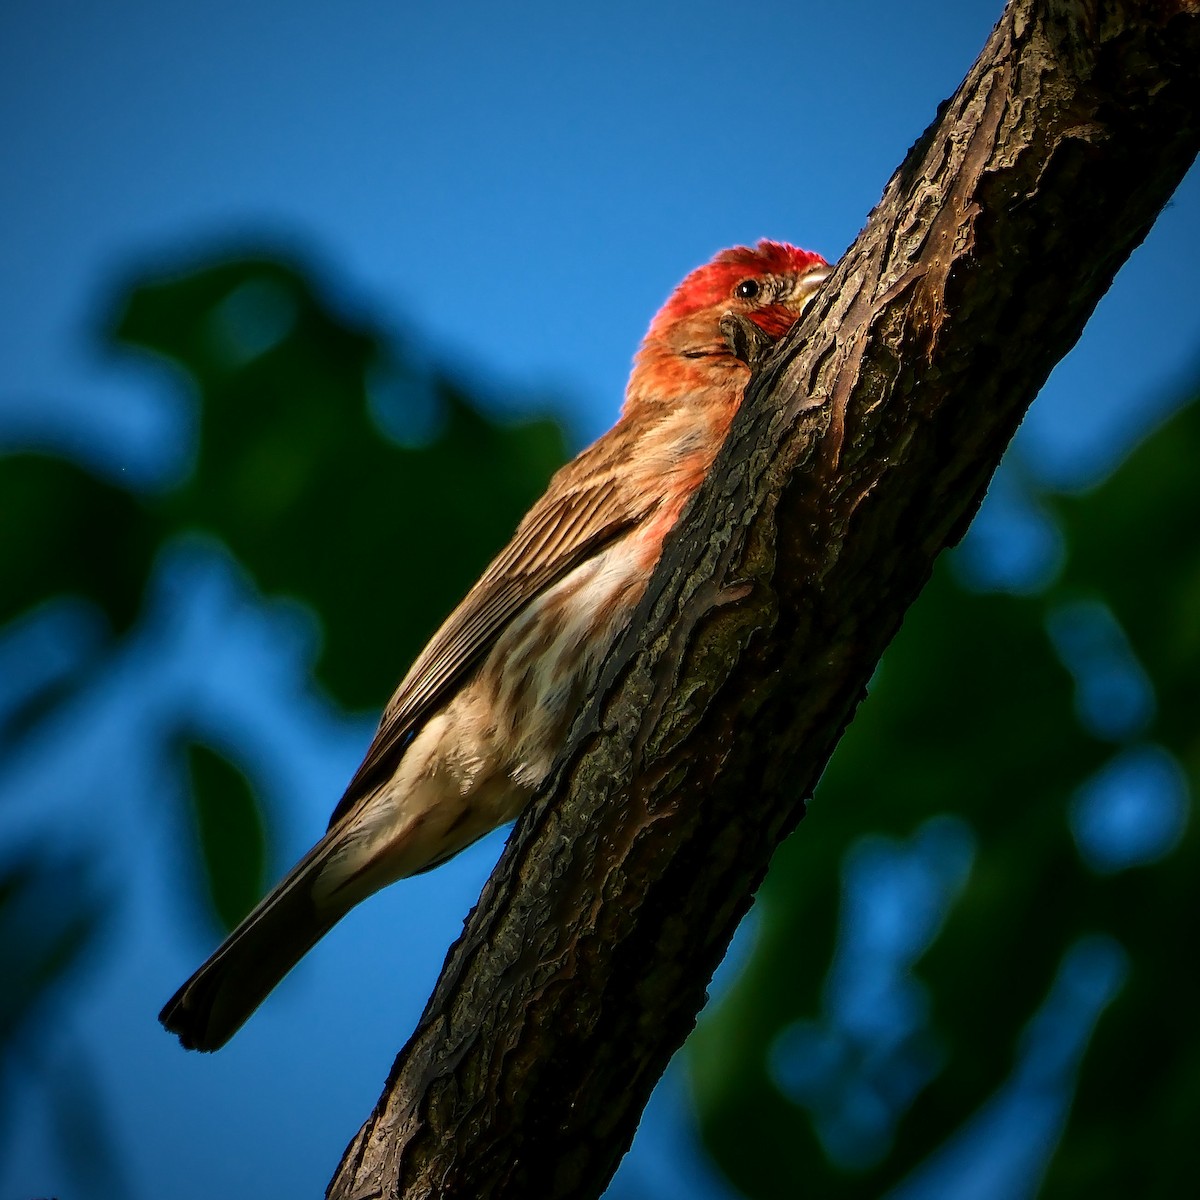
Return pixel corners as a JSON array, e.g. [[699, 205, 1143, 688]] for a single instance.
[[159, 837, 344, 1052]]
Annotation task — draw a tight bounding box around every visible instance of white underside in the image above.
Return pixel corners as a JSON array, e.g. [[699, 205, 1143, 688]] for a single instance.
[[314, 538, 647, 906]]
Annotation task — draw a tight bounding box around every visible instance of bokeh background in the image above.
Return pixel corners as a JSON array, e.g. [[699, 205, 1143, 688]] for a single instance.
[[2, 2, 1198, 1198]]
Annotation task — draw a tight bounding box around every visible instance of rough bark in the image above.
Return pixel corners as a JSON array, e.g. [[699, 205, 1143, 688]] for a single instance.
[[329, 2, 1200, 1197]]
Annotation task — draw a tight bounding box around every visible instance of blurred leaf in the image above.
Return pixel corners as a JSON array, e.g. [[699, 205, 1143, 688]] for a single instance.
[[693, 567, 1097, 1198], [1037, 397, 1200, 1200], [693, 387, 1200, 1199], [0, 247, 572, 1192], [2, 249, 569, 936], [0, 454, 157, 635], [1052, 400, 1200, 764], [45, 1039, 132, 1200], [183, 741, 267, 933], [0, 601, 105, 758], [112, 257, 568, 709], [0, 851, 103, 1057]]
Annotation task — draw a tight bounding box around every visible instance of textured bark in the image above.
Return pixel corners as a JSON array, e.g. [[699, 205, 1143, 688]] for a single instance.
[[329, 2, 1200, 1197]]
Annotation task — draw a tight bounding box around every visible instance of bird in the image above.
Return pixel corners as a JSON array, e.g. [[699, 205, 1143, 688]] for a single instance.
[[160, 239, 830, 1051]]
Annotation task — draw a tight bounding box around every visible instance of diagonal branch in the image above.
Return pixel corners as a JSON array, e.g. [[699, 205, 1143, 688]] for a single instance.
[[329, 2, 1200, 1197]]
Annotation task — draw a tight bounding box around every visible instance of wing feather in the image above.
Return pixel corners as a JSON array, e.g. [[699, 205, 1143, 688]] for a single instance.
[[328, 427, 652, 826]]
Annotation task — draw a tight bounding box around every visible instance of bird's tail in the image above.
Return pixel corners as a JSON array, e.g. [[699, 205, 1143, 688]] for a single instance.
[[159, 834, 347, 1052]]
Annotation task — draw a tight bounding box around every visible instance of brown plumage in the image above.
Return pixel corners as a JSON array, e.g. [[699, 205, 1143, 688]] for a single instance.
[[160, 239, 830, 1051]]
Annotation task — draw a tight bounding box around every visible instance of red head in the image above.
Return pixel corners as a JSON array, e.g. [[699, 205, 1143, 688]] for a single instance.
[[646, 240, 829, 342], [626, 239, 829, 416]]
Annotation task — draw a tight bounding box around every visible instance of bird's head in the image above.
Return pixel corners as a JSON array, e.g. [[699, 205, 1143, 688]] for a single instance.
[[646, 240, 830, 347], [628, 242, 830, 411]]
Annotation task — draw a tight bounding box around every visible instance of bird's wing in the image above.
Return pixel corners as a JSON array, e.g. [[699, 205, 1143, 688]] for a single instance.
[[327, 427, 652, 826]]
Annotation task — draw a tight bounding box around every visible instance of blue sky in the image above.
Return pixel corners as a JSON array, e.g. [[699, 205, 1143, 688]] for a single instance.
[[2, 2, 1197, 1198]]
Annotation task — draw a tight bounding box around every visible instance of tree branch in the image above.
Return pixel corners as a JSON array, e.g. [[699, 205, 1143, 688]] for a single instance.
[[329, 2, 1200, 1196]]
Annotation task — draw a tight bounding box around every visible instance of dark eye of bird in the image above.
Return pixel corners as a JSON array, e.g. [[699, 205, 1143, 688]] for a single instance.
[[735, 278, 761, 300]]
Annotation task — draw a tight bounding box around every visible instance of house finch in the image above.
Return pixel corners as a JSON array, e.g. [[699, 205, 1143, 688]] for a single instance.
[[160, 240, 830, 1051]]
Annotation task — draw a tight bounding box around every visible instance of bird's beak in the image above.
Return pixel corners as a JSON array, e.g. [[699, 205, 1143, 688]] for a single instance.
[[792, 266, 831, 308]]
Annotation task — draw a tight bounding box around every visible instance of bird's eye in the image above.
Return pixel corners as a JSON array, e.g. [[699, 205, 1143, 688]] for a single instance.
[[735, 278, 761, 300]]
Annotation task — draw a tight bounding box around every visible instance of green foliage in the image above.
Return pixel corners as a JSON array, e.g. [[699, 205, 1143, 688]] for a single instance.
[[183, 741, 268, 933], [0, 455, 155, 639], [0, 850, 103, 1059], [0, 851, 118, 1198], [112, 259, 566, 708], [0, 251, 568, 1033], [2, 258, 567, 720], [692, 398, 1200, 1198]]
